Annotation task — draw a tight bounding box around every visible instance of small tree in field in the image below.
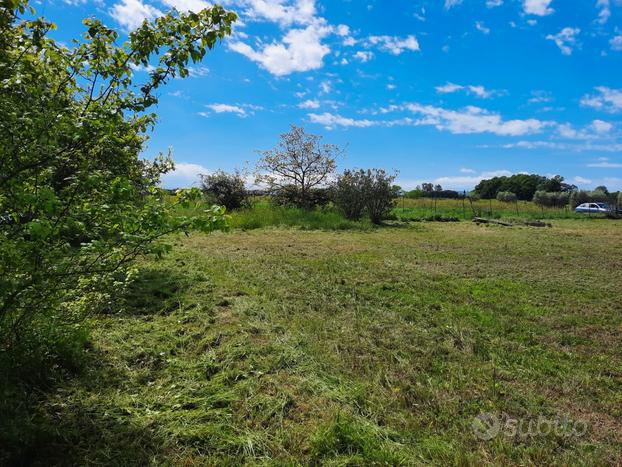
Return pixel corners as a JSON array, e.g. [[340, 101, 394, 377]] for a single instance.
[[496, 191, 517, 203], [201, 170, 247, 210], [361, 169, 398, 224], [256, 125, 341, 209], [332, 170, 368, 220]]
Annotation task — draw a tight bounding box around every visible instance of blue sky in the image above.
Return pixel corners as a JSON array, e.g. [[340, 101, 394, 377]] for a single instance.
[[38, 0, 622, 190]]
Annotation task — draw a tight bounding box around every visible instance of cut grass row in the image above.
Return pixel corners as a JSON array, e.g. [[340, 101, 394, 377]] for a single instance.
[[2, 220, 620, 464]]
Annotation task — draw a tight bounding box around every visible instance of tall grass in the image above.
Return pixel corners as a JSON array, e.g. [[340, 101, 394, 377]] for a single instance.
[[229, 203, 371, 230], [393, 197, 601, 220]]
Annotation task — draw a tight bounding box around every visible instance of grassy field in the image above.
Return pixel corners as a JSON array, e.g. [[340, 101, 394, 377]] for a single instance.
[[392, 197, 600, 221], [2, 219, 621, 465]]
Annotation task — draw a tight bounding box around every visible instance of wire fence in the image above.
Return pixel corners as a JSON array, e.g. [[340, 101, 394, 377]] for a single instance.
[[393, 194, 621, 221]]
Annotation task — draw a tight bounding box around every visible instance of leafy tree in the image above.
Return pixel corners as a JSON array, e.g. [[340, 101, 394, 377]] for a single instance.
[[594, 185, 609, 195], [0, 1, 235, 346], [332, 170, 368, 220], [361, 169, 398, 224], [256, 125, 341, 209], [474, 174, 547, 200], [201, 170, 248, 210]]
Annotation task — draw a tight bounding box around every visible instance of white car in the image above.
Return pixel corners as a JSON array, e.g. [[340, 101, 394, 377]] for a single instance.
[[575, 202, 609, 214]]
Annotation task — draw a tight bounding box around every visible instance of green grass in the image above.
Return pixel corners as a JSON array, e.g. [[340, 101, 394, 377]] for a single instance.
[[393, 197, 599, 220], [2, 220, 621, 465]]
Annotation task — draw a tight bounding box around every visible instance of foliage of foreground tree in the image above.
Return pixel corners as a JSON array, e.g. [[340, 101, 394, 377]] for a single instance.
[[0, 1, 236, 347], [256, 125, 341, 209]]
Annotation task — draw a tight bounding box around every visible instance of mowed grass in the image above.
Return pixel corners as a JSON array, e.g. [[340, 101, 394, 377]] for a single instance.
[[5, 220, 622, 465]]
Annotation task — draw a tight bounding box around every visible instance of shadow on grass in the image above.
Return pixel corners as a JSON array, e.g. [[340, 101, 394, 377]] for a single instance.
[[120, 267, 194, 316], [0, 268, 197, 466], [0, 341, 167, 466]]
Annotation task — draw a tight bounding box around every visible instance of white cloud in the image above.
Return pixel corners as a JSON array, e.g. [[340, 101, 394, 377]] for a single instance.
[[523, 0, 554, 16], [188, 66, 210, 77], [596, 0, 611, 24], [546, 27, 580, 55], [353, 50, 374, 62], [200, 103, 261, 117], [308, 112, 374, 129], [486, 0, 503, 7], [160, 162, 209, 188], [581, 87, 622, 113], [444, 0, 463, 9], [435, 82, 497, 99], [573, 176, 592, 185], [475, 21, 490, 34], [298, 99, 320, 109], [161, 0, 209, 11], [590, 119, 613, 133], [110, 0, 162, 30], [433, 170, 513, 189], [239, 0, 318, 27], [587, 158, 622, 168], [367, 35, 420, 55], [396, 103, 548, 136], [311, 104, 548, 136], [610, 34, 622, 51], [460, 167, 476, 173], [229, 23, 331, 76]]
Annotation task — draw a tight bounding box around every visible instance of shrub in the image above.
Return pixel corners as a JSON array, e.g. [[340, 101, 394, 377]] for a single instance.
[[271, 185, 330, 209], [332, 170, 368, 220], [496, 191, 517, 203], [569, 190, 609, 208], [361, 169, 398, 224], [201, 170, 248, 211], [533, 191, 570, 208]]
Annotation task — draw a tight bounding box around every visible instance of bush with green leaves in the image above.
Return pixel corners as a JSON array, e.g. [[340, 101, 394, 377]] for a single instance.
[[332, 170, 368, 220], [201, 170, 248, 211], [0, 1, 235, 347], [332, 169, 398, 224], [496, 191, 517, 203], [270, 185, 330, 209]]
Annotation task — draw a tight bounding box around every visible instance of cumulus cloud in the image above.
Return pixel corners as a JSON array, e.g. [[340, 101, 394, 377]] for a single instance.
[[396, 103, 548, 136], [308, 112, 374, 129], [110, 0, 162, 30], [298, 99, 320, 109], [367, 35, 420, 55], [161, 0, 209, 11], [160, 162, 209, 188], [238, 0, 317, 27], [587, 157, 622, 168], [309, 104, 548, 137], [596, 0, 611, 24], [523, 0, 554, 16], [229, 23, 331, 76], [611, 34, 622, 51], [435, 82, 497, 98], [546, 27, 580, 55], [444, 0, 463, 9], [353, 50, 374, 62], [475, 21, 490, 34], [581, 87, 622, 113], [199, 103, 262, 117]]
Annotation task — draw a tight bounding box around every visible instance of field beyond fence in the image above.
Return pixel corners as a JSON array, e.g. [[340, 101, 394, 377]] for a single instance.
[[392, 197, 611, 221]]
